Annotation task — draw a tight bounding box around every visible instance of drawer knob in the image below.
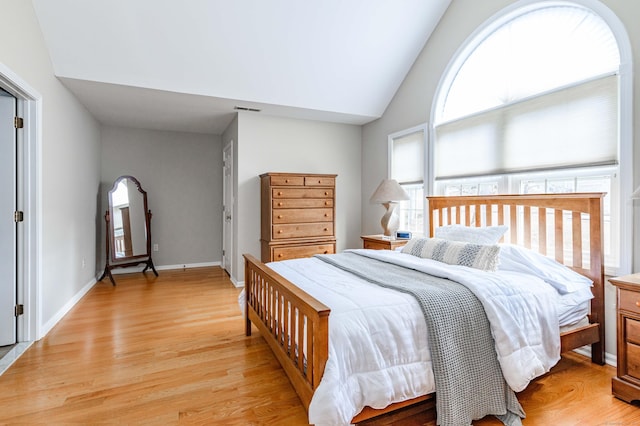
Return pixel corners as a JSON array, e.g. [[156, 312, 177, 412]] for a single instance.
[[324, 228, 328, 231], [278, 191, 282, 196], [278, 215, 283, 219], [278, 202, 283, 206], [636, 301, 640, 308], [278, 254, 283, 258], [325, 192, 329, 196], [318, 180, 321, 183], [278, 230, 283, 234], [285, 179, 290, 183]]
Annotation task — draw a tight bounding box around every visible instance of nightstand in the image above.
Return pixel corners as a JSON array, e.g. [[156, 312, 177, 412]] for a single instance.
[[610, 273, 640, 403], [361, 235, 409, 251]]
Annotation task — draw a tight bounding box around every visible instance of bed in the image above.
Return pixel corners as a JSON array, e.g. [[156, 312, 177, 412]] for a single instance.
[[243, 193, 605, 424]]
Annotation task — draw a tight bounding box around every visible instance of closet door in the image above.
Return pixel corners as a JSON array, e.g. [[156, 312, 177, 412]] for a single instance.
[[0, 89, 17, 346]]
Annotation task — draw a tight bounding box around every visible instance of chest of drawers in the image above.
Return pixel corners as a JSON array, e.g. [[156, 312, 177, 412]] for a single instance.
[[610, 273, 640, 403], [260, 172, 337, 262]]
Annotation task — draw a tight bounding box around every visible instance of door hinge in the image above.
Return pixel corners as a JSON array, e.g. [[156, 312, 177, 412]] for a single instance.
[[14, 211, 24, 222], [14, 117, 23, 129], [222, 250, 225, 256], [15, 304, 24, 317]]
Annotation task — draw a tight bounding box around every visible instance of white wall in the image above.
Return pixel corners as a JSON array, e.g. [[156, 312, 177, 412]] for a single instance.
[[236, 112, 362, 283], [0, 0, 101, 336], [101, 126, 222, 270], [362, 0, 640, 360]]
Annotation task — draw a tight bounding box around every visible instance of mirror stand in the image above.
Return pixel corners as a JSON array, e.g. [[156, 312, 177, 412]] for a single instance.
[[99, 209, 158, 285], [99, 175, 159, 286]]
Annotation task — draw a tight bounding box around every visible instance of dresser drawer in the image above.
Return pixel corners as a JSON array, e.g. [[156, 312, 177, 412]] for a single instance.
[[270, 175, 304, 186], [627, 318, 640, 345], [305, 176, 335, 187], [273, 223, 334, 239], [273, 188, 334, 199], [627, 342, 640, 380], [273, 199, 334, 209], [620, 289, 640, 315], [272, 243, 335, 261], [272, 208, 333, 224]]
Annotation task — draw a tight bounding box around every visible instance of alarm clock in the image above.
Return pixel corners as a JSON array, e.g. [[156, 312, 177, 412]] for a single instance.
[[396, 231, 412, 239]]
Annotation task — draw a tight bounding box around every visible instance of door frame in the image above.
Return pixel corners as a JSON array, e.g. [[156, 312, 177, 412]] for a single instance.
[[222, 142, 234, 280], [0, 62, 42, 342]]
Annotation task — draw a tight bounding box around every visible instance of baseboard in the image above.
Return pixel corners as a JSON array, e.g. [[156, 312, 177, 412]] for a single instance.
[[109, 261, 221, 275], [573, 346, 617, 367], [41, 276, 97, 338]]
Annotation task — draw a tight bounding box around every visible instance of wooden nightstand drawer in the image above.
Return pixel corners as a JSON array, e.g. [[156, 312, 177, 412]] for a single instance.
[[627, 318, 640, 345], [361, 235, 409, 251], [627, 342, 640, 379], [620, 289, 640, 315], [364, 240, 392, 250]]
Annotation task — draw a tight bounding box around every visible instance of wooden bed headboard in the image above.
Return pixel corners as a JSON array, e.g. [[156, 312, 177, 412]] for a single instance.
[[427, 193, 606, 363]]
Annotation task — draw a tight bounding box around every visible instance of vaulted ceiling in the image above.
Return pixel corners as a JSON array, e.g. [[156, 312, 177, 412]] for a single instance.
[[32, 0, 451, 134]]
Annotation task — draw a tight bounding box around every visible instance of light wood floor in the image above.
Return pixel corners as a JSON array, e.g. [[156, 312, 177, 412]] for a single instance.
[[1, 266, 639, 425]]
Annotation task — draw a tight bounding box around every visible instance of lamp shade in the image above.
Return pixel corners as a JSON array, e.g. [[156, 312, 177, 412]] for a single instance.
[[370, 179, 410, 203]]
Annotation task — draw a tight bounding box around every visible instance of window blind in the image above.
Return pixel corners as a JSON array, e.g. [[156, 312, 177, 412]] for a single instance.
[[434, 74, 618, 179], [392, 130, 424, 184]]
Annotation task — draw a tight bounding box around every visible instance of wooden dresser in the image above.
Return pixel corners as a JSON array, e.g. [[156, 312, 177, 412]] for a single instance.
[[610, 273, 640, 403], [260, 172, 336, 262]]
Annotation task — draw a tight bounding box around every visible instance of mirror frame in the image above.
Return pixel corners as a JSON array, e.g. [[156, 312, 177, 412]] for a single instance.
[[99, 175, 158, 286], [107, 175, 151, 263]]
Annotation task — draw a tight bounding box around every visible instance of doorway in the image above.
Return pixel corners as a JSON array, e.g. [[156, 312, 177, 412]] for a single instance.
[[0, 88, 17, 349], [0, 62, 42, 374], [222, 142, 234, 278]]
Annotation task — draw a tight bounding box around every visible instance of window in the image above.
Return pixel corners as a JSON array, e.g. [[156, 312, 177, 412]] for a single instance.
[[389, 124, 427, 235], [432, 3, 626, 274]]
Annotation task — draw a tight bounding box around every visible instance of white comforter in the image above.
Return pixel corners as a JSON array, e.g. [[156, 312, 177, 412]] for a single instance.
[[266, 249, 561, 425]]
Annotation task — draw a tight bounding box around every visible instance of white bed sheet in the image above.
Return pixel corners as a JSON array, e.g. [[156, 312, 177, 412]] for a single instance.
[[265, 249, 566, 425]]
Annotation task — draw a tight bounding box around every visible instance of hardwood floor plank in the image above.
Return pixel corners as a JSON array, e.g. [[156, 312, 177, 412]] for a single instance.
[[0, 266, 637, 425]]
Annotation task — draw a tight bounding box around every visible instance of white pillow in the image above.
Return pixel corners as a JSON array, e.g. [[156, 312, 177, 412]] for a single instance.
[[401, 237, 500, 272], [435, 224, 508, 245], [498, 244, 593, 294]]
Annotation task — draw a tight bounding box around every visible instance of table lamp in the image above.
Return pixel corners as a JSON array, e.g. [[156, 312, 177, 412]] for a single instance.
[[370, 179, 410, 238]]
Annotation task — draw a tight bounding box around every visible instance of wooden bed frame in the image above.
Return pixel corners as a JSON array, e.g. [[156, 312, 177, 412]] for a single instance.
[[244, 193, 605, 423]]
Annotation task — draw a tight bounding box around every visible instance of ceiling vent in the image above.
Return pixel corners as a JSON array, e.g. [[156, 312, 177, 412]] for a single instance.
[[234, 106, 261, 112]]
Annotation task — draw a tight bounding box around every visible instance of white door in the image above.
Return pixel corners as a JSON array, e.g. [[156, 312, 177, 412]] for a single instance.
[[0, 89, 17, 346], [222, 143, 234, 276]]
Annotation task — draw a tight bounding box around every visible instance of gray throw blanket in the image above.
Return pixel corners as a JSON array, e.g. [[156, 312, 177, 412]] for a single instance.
[[315, 252, 524, 426]]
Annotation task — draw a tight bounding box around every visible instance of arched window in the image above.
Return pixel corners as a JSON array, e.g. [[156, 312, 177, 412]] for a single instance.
[[431, 1, 631, 274]]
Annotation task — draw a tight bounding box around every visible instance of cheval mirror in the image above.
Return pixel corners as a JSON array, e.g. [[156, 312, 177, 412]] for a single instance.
[[99, 175, 158, 285]]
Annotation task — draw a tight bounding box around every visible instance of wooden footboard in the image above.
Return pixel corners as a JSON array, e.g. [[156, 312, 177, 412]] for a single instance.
[[244, 254, 435, 421], [244, 254, 330, 409]]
